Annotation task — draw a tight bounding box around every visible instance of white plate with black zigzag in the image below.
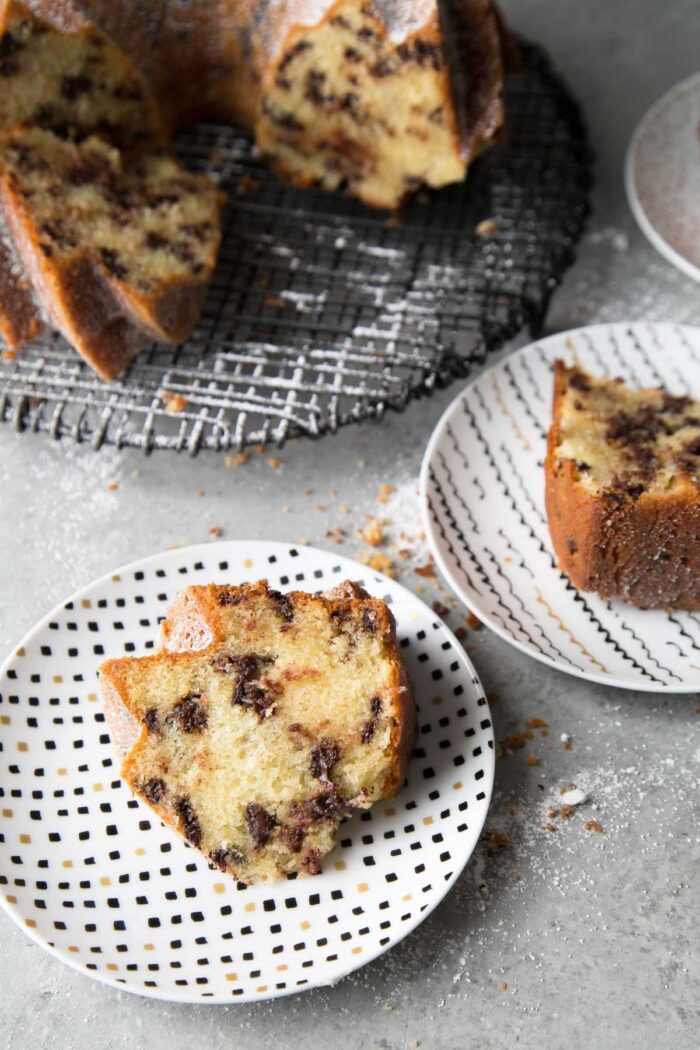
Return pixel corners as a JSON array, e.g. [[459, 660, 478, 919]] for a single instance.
[[421, 322, 700, 692], [0, 541, 493, 1002]]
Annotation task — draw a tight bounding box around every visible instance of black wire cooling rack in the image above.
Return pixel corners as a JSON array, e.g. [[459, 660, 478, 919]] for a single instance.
[[0, 42, 592, 454]]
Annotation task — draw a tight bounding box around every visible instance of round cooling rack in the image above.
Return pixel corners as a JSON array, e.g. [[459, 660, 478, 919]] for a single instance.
[[0, 541, 494, 1002], [0, 42, 592, 454]]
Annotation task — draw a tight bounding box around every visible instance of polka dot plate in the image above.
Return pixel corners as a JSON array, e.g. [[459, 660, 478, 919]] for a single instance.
[[625, 72, 700, 283], [0, 541, 494, 1002], [421, 322, 700, 692]]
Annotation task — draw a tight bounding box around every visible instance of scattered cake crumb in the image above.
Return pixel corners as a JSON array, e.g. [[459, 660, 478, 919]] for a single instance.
[[527, 755, 540, 767], [584, 819, 603, 833], [466, 611, 483, 630], [267, 457, 282, 469], [162, 390, 188, 413], [208, 525, 222, 538], [357, 519, 384, 547], [107, 481, 118, 492], [225, 451, 250, 468], [476, 218, 499, 236]]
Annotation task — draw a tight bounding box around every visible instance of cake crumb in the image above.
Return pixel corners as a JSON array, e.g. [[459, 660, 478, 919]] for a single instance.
[[528, 718, 547, 728], [584, 819, 603, 833], [466, 611, 483, 630], [499, 982, 508, 991], [527, 754, 540, 766], [357, 519, 384, 547], [432, 600, 450, 617], [482, 828, 512, 855], [208, 525, 222, 538], [225, 451, 250, 468], [2, 349, 16, 361], [162, 390, 188, 413], [326, 526, 346, 544], [414, 557, 436, 578], [476, 218, 499, 236], [107, 481, 118, 492], [297, 538, 310, 546], [358, 551, 396, 578], [267, 457, 282, 469], [338, 504, 349, 515]]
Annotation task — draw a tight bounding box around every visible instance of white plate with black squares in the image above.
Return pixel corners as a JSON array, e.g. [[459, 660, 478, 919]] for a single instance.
[[421, 322, 700, 692], [0, 541, 494, 1003]]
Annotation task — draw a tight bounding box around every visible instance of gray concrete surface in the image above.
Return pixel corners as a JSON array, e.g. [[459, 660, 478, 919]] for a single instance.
[[1, 2, 699, 1048]]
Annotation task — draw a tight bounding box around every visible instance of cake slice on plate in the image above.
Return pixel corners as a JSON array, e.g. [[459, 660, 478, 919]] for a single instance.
[[545, 360, 700, 609], [99, 580, 416, 882]]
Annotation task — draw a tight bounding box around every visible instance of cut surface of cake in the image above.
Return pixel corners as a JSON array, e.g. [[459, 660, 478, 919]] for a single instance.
[[99, 580, 416, 882], [0, 0, 168, 351], [545, 360, 700, 609], [0, 126, 223, 378]]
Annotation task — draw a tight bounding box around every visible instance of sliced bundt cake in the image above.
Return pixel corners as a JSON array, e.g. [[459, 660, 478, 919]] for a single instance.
[[0, 126, 223, 378], [0, 0, 168, 351], [100, 580, 416, 882], [545, 361, 700, 609]]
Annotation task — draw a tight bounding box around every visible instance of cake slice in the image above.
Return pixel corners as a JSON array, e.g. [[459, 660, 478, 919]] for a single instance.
[[0, 126, 223, 378], [545, 360, 700, 609], [254, 0, 505, 208], [0, 0, 168, 352], [99, 580, 416, 882]]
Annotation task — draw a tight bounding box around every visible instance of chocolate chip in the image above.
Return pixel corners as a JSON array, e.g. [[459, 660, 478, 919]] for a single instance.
[[344, 46, 362, 61], [303, 848, 323, 875], [144, 231, 168, 250], [661, 392, 692, 414], [268, 589, 294, 625], [220, 654, 276, 718], [277, 38, 312, 75], [169, 693, 208, 733], [305, 69, 328, 104], [289, 784, 349, 826], [279, 823, 305, 853], [175, 797, 202, 846], [99, 247, 128, 280], [61, 74, 92, 100], [362, 608, 377, 634], [143, 708, 160, 732], [361, 697, 383, 743], [218, 590, 246, 606], [245, 802, 276, 849], [370, 58, 393, 77], [141, 778, 166, 803], [209, 845, 244, 871], [309, 739, 340, 781], [568, 370, 591, 392]]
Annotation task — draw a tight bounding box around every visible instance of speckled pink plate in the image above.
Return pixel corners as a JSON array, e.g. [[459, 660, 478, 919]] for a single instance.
[[626, 72, 700, 282]]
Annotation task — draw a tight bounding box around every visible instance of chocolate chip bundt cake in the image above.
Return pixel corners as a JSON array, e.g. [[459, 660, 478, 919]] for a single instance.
[[545, 361, 700, 609], [0, 0, 511, 376], [0, 127, 222, 378], [0, 0, 221, 373], [78, 0, 509, 208], [99, 580, 416, 882]]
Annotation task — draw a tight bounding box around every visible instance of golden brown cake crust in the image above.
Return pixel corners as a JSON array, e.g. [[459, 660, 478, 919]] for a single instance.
[[545, 360, 700, 610]]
